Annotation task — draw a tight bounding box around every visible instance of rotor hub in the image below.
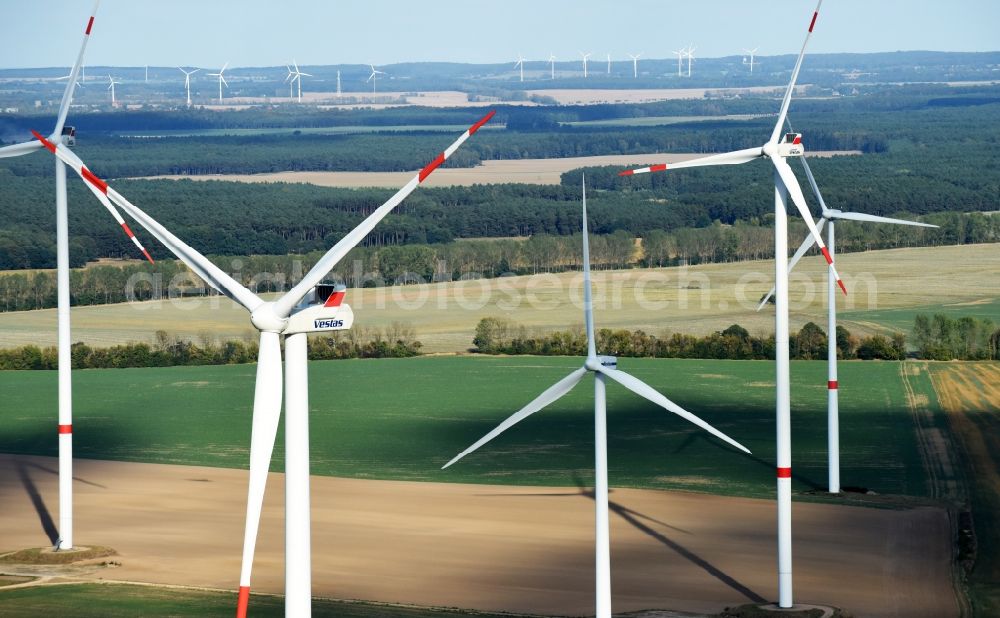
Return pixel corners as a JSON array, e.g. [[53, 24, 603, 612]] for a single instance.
[[250, 303, 287, 333]]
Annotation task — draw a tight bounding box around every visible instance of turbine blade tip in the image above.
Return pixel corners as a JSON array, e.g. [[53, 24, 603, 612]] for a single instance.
[[837, 279, 847, 296]]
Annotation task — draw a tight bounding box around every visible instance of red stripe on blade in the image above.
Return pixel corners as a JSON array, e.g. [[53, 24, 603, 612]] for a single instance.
[[324, 290, 345, 308], [808, 11, 818, 32], [828, 380, 838, 390], [31, 130, 57, 153], [837, 278, 848, 295], [58, 424, 72, 434], [141, 248, 155, 265], [468, 110, 496, 135], [85, 16, 95, 35], [820, 247, 834, 265], [419, 153, 445, 183], [81, 167, 108, 194], [650, 163, 668, 172], [120, 223, 136, 238], [618, 170, 634, 177], [777, 467, 792, 478], [236, 586, 250, 618]]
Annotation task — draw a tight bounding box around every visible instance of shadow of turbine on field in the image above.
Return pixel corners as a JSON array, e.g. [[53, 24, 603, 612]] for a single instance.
[[673, 432, 824, 492], [16, 460, 59, 545], [23, 460, 108, 489], [478, 471, 765, 603]]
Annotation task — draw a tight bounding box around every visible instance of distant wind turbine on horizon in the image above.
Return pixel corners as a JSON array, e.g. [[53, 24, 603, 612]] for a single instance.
[[178, 67, 199, 107], [579, 51, 591, 78], [207, 62, 229, 103]]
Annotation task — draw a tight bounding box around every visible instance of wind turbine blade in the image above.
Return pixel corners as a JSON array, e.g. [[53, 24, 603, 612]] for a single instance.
[[273, 110, 496, 318], [772, 156, 846, 295], [831, 211, 938, 227], [221, 76, 229, 87], [797, 153, 832, 215], [442, 367, 588, 469], [220, 61, 229, 72], [618, 147, 761, 176], [580, 175, 596, 359], [769, 0, 823, 145], [299, 72, 312, 77], [236, 331, 283, 618], [32, 132, 262, 310], [54, 0, 100, 137], [32, 131, 154, 262], [756, 219, 827, 311], [0, 140, 43, 159], [598, 367, 750, 454]]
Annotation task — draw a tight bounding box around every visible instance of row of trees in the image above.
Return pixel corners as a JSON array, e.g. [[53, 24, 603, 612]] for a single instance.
[[912, 314, 999, 360], [472, 317, 907, 361], [0, 326, 421, 370]]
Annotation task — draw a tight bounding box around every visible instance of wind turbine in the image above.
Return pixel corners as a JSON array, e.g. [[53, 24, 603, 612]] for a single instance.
[[207, 61, 229, 102], [0, 0, 151, 552], [336, 69, 341, 97], [178, 67, 200, 108], [685, 45, 696, 77], [756, 134, 938, 495], [619, 1, 837, 608], [579, 51, 591, 78], [33, 109, 496, 618], [107, 74, 120, 106], [628, 52, 642, 78], [144, 64, 148, 82], [673, 48, 685, 76], [367, 64, 385, 94], [743, 47, 759, 73], [286, 60, 312, 103], [513, 53, 525, 82], [56, 72, 83, 90], [606, 52, 611, 74], [444, 175, 749, 618], [548, 53, 557, 79]]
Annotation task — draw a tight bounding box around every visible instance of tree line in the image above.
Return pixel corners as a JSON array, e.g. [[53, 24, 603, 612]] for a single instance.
[[912, 314, 999, 361], [472, 317, 908, 361], [0, 325, 421, 371]]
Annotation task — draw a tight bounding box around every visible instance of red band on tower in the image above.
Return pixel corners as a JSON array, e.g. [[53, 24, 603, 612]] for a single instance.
[[58, 424, 73, 434], [777, 467, 792, 478], [828, 380, 838, 390], [808, 11, 818, 32], [236, 586, 250, 618], [419, 153, 446, 182], [81, 167, 108, 194], [86, 16, 95, 35]]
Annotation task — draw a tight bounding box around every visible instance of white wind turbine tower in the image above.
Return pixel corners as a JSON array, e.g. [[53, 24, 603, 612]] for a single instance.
[[628, 52, 642, 78], [0, 0, 153, 552], [35, 110, 496, 618], [144, 64, 148, 82], [178, 67, 199, 108], [107, 74, 120, 106], [207, 61, 229, 102], [579, 51, 591, 77], [548, 53, 557, 79], [756, 131, 938, 495], [513, 53, 525, 82], [673, 48, 685, 76], [336, 70, 342, 97], [367, 64, 385, 94], [685, 45, 696, 77], [606, 53, 611, 74], [743, 47, 759, 73], [444, 175, 750, 618], [619, 1, 838, 608]]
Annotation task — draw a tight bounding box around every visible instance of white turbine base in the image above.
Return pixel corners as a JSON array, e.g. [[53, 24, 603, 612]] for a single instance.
[[58, 432, 73, 549], [594, 373, 611, 618], [775, 174, 793, 609], [56, 158, 74, 551]]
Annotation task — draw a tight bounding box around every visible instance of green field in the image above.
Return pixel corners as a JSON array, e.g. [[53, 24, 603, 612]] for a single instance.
[[0, 356, 941, 500], [0, 583, 517, 618]]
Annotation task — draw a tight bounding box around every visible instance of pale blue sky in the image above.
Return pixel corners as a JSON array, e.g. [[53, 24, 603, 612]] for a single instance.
[[1, 0, 997, 69]]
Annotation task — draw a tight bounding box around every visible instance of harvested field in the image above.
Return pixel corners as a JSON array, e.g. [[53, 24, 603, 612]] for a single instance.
[[0, 454, 957, 617]]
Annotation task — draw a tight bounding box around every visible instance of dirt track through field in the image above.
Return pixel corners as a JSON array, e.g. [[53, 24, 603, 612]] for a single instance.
[[0, 454, 957, 616]]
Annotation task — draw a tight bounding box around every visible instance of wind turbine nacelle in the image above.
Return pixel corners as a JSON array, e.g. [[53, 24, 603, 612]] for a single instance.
[[61, 126, 76, 147], [599, 355, 617, 369], [283, 284, 355, 335], [777, 133, 804, 158]]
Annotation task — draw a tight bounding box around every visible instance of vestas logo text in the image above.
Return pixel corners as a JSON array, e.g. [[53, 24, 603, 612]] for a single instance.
[[314, 319, 345, 329]]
